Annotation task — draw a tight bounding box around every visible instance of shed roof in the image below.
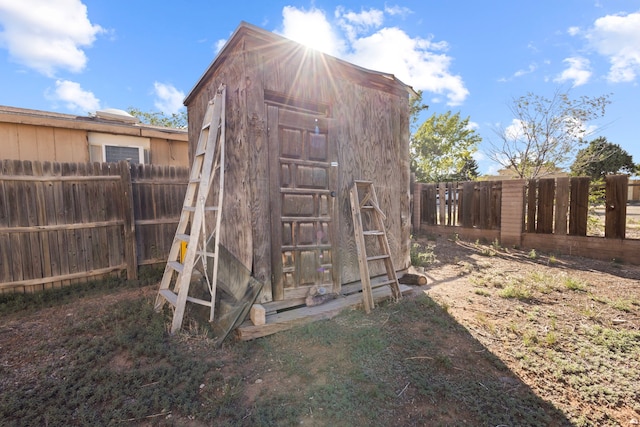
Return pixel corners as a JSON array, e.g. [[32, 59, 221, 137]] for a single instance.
[[184, 21, 415, 105]]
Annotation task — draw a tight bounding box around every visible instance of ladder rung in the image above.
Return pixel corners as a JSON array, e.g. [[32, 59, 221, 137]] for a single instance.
[[186, 296, 212, 307], [367, 254, 390, 262], [363, 230, 384, 236], [189, 178, 201, 184], [168, 261, 184, 273], [196, 250, 216, 258], [176, 234, 190, 242], [157, 290, 213, 308], [158, 289, 177, 306]]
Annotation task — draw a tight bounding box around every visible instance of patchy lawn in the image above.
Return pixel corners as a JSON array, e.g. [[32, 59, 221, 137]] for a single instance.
[[0, 235, 638, 426]]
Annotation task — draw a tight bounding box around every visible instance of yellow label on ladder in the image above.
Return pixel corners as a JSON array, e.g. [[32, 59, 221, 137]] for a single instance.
[[179, 241, 187, 263]]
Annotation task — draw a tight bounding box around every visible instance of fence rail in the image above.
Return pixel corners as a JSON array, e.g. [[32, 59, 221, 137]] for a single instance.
[[413, 175, 640, 265], [0, 160, 188, 293]]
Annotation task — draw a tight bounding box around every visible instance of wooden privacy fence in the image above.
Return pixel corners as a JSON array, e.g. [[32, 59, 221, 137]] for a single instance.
[[413, 175, 640, 265], [0, 160, 189, 293]]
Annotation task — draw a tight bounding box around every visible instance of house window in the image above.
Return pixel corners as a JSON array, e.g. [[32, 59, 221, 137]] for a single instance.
[[104, 145, 144, 164], [88, 132, 150, 164]]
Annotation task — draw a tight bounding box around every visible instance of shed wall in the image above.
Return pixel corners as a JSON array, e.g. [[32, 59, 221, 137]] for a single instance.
[[186, 29, 411, 302]]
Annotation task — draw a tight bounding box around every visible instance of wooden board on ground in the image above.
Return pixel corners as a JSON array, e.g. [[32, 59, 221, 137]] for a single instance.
[[235, 284, 413, 341]]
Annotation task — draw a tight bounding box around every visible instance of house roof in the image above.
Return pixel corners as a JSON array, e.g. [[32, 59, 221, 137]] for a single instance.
[[0, 105, 188, 140], [184, 21, 416, 105]]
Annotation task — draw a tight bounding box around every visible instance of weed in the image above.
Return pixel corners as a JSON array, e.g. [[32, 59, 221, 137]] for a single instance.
[[475, 313, 496, 334], [528, 249, 538, 259], [563, 277, 587, 292], [548, 255, 558, 265], [410, 242, 437, 267], [474, 289, 491, 297], [499, 283, 532, 300], [610, 299, 634, 313], [544, 331, 558, 347], [523, 330, 539, 347]]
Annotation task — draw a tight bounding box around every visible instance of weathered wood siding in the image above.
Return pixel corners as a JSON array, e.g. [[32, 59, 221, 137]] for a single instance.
[[185, 25, 411, 302], [0, 160, 132, 293], [0, 160, 189, 294], [130, 164, 190, 266]]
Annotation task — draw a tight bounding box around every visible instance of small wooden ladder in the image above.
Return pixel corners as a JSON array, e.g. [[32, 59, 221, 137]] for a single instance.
[[349, 180, 401, 313], [154, 84, 226, 334]]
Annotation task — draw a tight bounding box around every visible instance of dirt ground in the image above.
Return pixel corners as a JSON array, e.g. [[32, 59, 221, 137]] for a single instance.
[[416, 234, 640, 425], [1, 235, 639, 425]]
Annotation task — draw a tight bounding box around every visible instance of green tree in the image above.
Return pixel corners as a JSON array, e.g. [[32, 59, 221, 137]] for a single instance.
[[571, 137, 636, 179], [455, 157, 480, 181], [127, 108, 187, 129], [411, 111, 481, 182], [489, 89, 611, 179], [409, 89, 429, 133]]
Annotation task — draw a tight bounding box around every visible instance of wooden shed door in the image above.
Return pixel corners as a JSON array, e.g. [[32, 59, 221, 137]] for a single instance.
[[267, 105, 337, 301]]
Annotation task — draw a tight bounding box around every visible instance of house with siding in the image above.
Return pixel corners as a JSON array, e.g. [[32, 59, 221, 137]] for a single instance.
[[0, 105, 188, 167]]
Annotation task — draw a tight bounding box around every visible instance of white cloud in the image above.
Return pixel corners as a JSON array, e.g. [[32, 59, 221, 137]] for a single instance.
[[277, 6, 469, 106], [336, 7, 384, 41], [347, 27, 468, 105], [153, 82, 185, 114], [514, 63, 538, 78], [567, 26, 580, 36], [384, 5, 412, 18], [584, 11, 640, 83], [504, 119, 526, 141], [214, 39, 227, 54], [0, 0, 103, 76], [554, 57, 592, 86], [48, 79, 100, 113]]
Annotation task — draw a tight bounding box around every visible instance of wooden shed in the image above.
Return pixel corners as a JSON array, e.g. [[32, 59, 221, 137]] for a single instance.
[[183, 22, 413, 309]]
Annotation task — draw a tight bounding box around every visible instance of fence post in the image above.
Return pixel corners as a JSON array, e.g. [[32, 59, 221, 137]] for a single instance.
[[500, 180, 526, 247], [605, 175, 628, 239], [119, 161, 138, 280], [412, 182, 423, 232]]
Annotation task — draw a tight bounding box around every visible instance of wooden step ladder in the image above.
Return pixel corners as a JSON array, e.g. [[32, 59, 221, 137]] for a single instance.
[[154, 84, 226, 334], [349, 180, 401, 313]]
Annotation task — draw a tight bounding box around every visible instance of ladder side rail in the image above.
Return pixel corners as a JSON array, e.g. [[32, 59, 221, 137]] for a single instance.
[[371, 208, 401, 300], [209, 86, 226, 322], [350, 183, 374, 313]]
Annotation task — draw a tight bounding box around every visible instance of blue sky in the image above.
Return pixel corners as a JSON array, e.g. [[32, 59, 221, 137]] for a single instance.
[[1, 1, 639, 175]]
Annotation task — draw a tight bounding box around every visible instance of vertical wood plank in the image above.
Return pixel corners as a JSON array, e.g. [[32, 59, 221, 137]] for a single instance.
[[491, 181, 502, 229], [569, 177, 590, 236], [461, 182, 474, 228], [438, 182, 446, 226], [526, 179, 537, 233], [605, 175, 627, 239], [554, 177, 569, 235], [32, 162, 52, 289], [267, 105, 284, 301], [52, 162, 70, 287], [119, 161, 137, 280], [0, 160, 14, 285], [537, 178, 555, 234]]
